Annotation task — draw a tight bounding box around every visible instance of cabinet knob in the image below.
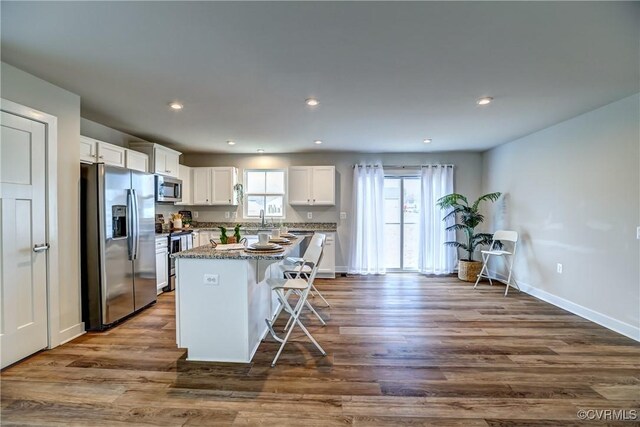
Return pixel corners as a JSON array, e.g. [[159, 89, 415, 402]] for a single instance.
[[99, 155, 104, 159], [313, 199, 316, 202]]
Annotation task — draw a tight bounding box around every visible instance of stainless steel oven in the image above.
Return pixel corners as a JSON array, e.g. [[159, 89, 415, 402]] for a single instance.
[[155, 175, 182, 203], [165, 230, 193, 291]]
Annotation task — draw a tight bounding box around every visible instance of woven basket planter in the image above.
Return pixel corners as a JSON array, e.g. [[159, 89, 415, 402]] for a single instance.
[[458, 260, 482, 282]]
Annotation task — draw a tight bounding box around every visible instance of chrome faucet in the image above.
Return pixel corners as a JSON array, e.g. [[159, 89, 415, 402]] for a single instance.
[[260, 209, 266, 227]]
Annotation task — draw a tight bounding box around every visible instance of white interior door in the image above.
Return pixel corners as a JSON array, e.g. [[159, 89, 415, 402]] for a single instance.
[[0, 111, 48, 368]]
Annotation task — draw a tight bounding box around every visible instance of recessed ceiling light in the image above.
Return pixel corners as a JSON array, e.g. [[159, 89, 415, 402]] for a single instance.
[[314, 140, 323, 145], [305, 98, 319, 107], [169, 102, 184, 110], [423, 138, 432, 144], [476, 97, 493, 106], [257, 149, 265, 154], [227, 140, 236, 146]]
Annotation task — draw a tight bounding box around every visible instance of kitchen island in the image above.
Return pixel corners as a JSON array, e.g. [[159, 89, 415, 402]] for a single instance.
[[172, 236, 305, 363]]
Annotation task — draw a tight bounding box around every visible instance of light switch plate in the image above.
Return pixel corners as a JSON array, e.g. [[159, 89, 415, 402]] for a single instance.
[[225, 212, 230, 219], [232, 212, 237, 219], [203, 274, 219, 286], [307, 212, 313, 219], [340, 212, 347, 220], [637, 226, 640, 240], [556, 263, 563, 274]]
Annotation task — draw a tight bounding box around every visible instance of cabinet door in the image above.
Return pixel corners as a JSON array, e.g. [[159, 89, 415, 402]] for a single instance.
[[311, 166, 335, 205], [288, 167, 311, 205], [97, 142, 126, 167], [192, 168, 211, 205], [211, 167, 235, 205], [155, 248, 168, 294], [176, 164, 192, 205], [318, 232, 336, 277], [154, 148, 167, 175], [125, 149, 148, 172], [80, 136, 97, 163], [164, 151, 180, 178]]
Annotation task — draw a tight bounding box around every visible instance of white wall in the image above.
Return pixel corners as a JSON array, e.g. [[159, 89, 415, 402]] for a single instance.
[[1, 62, 84, 342], [80, 118, 143, 148], [482, 94, 640, 340], [177, 151, 484, 271]]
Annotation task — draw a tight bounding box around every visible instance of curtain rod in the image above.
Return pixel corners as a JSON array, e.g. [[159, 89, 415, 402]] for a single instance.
[[352, 164, 454, 169]]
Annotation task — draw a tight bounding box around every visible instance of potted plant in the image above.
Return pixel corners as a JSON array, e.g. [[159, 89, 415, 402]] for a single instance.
[[436, 192, 501, 282]]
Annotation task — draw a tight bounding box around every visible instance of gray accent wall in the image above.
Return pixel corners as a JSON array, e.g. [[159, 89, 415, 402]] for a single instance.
[[177, 151, 484, 272], [482, 94, 640, 339]]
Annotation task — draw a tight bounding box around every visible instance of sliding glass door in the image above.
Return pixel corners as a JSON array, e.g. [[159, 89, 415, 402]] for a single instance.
[[383, 177, 421, 271]]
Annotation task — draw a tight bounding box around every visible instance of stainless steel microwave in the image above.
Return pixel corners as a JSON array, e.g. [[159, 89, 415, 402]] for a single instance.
[[155, 175, 182, 203]]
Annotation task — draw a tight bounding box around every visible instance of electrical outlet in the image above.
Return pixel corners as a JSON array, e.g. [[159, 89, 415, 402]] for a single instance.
[[556, 263, 563, 274], [193, 211, 199, 218], [307, 212, 313, 219], [224, 212, 230, 219], [203, 274, 219, 286], [340, 212, 347, 220], [232, 212, 237, 219]]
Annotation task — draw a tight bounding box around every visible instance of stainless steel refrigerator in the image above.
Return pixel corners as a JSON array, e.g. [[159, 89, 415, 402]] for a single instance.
[[81, 163, 157, 330]]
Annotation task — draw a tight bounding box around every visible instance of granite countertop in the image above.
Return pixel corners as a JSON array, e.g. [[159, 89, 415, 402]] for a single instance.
[[172, 236, 304, 260], [192, 222, 337, 232]]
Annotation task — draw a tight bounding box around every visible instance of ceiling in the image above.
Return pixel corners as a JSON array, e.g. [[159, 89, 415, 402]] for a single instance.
[[1, 2, 638, 154]]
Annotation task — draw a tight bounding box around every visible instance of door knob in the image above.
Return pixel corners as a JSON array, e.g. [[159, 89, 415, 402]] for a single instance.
[[33, 244, 49, 253]]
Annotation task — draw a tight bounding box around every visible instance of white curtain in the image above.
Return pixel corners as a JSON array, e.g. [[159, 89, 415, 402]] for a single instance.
[[418, 165, 456, 275], [348, 164, 386, 275]]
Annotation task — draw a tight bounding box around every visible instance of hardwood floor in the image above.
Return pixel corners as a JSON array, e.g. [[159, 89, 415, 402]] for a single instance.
[[2, 275, 639, 426]]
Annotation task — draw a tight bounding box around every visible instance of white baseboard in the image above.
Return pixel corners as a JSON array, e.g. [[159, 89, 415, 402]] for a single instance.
[[56, 322, 85, 347], [488, 270, 640, 342]]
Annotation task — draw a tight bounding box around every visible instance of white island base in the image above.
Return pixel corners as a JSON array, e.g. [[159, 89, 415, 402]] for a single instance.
[[173, 238, 303, 363]]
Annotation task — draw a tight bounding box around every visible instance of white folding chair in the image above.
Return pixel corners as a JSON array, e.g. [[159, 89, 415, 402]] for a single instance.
[[270, 233, 328, 327], [474, 230, 519, 296], [264, 242, 327, 367]]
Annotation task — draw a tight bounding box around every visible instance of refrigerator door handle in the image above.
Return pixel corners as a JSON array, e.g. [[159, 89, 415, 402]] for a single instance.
[[126, 189, 134, 260], [132, 189, 140, 260]]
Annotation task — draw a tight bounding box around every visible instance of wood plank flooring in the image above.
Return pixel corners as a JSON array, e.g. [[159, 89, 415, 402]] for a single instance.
[[2, 275, 639, 426]]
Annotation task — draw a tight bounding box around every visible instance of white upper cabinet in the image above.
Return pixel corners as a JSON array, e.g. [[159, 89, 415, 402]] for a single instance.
[[125, 149, 148, 172], [288, 167, 312, 205], [97, 141, 125, 168], [153, 146, 180, 177], [191, 167, 238, 205], [211, 167, 236, 205], [288, 166, 335, 206], [81, 135, 149, 171], [175, 164, 192, 205], [80, 136, 98, 163], [310, 166, 335, 205], [192, 167, 211, 205], [129, 142, 181, 178]]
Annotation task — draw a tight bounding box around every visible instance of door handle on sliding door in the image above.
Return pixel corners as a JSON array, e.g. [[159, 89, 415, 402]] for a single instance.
[[33, 244, 49, 253]]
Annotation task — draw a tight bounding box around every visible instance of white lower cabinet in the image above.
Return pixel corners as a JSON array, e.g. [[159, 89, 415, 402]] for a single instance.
[[318, 232, 336, 278], [155, 237, 168, 294]]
